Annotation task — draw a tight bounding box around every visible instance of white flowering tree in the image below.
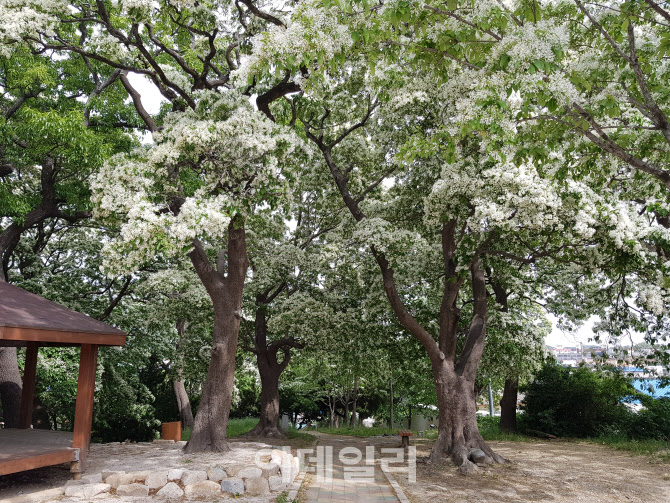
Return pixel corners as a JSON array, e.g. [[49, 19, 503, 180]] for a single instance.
[[384, 0, 670, 366], [0, 0, 308, 451], [90, 92, 299, 451], [240, 180, 342, 438], [237, 2, 659, 470]]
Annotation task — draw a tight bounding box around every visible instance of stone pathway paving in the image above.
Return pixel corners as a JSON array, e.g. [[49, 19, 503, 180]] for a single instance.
[[303, 434, 400, 503]]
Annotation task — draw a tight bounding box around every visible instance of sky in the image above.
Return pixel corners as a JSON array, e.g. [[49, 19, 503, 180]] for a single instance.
[[125, 75, 645, 350]]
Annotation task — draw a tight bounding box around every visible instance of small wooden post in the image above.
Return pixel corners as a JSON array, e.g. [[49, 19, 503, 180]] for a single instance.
[[70, 344, 98, 477], [19, 343, 39, 429]]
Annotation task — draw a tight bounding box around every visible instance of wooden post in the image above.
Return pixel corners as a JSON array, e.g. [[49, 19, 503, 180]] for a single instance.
[[19, 343, 39, 429], [70, 344, 98, 477]]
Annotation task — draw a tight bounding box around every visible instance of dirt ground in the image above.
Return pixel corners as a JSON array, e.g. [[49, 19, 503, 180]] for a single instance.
[[393, 438, 670, 503], [2, 434, 669, 503]]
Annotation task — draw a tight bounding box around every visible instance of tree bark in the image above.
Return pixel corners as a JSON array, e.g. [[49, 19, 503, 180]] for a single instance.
[[427, 259, 505, 472], [247, 286, 302, 439], [430, 364, 504, 472], [249, 356, 284, 437], [351, 375, 358, 427], [184, 220, 248, 453], [499, 378, 518, 433], [0, 347, 22, 428], [173, 320, 194, 429]]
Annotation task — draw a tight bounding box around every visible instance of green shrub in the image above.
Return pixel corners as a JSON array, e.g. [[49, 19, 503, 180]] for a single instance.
[[626, 396, 670, 441], [520, 361, 633, 437], [92, 361, 161, 442]]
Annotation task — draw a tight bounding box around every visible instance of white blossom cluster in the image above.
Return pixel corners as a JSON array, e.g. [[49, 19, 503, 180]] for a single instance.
[[352, 217, 427, 258], [0, 0, 68, 56], [233, 0, 353, 85], [92, 93, 300, 275]]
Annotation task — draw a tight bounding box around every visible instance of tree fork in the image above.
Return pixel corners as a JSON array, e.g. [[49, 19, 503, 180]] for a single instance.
[[184, 219, 248, 452]]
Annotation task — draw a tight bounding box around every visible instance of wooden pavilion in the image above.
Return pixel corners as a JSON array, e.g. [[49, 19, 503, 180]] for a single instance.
[[0, 282, 126, 478]]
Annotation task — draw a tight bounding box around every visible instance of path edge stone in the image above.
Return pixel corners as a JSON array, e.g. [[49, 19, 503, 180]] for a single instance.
[[380, 465, 410, 503]]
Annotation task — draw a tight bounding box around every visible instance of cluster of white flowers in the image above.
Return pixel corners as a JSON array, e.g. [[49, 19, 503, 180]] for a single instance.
[[84, 31, 132, 62], [352, 217, 426, 258], [233, 0, 353, 85], [268, 292, 335, 343], [0, 0, 68, 56], [489, 18, 570, 67], [92, 93, 302, 275], [638, 281, 668, 316]]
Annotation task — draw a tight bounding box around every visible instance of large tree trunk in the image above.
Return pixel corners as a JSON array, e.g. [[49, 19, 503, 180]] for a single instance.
[[184, 220, 248, 453], [499, 378, 518, 433], [426, 259, 504, 472], [249, 357, 284, 437], [430, 363, 504, 473], [0, 347, 22, 428], [173, 320, 194, 429], [247, 288, 301, 439]]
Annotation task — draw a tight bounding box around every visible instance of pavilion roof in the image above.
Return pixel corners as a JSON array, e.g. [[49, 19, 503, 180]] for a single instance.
[[0, 282, 126, 347]]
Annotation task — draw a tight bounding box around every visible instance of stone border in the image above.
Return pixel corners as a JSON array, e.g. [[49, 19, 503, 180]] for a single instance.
[[380, 467, 410, 503], [59, 442, 302, 500]]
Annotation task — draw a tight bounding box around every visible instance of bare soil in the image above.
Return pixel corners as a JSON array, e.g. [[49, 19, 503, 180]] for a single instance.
[[395, 438, 670, 503]]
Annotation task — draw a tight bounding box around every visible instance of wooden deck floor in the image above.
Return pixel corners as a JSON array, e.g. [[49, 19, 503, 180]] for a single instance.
[[0, 429, 75, 476]]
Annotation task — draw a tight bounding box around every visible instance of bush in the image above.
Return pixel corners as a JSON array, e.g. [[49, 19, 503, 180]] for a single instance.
[[92, 360, 161, 443], [626, 396, 670, 441], [520, 361, 633, 437]]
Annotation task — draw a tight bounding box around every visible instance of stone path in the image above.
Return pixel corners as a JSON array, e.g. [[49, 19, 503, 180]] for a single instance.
[[303, 434, 400, 503]]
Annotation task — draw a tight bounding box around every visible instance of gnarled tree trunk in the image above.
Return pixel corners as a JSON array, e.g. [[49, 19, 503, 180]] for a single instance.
[[184, 220, 248, 453], [247, 291, 302, 439], [426, 258, 504, 472]]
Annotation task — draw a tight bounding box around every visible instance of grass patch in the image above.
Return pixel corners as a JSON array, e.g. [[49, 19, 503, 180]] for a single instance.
[[316, 426, 398, 437], [481, 416, 670, 461], [287, 427, 315, 441], [587, 434, 670, 460], [286, 427, 317, 448], [477, 416, 538, 443], [182, 419, 316, 448], [180, 417, 257, 442], [227, 417, 259, 438]]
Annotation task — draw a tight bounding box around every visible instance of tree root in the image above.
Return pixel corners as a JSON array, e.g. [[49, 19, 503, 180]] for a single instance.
[[244, 424, 287, 439], [183, 439, 231, 453]]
